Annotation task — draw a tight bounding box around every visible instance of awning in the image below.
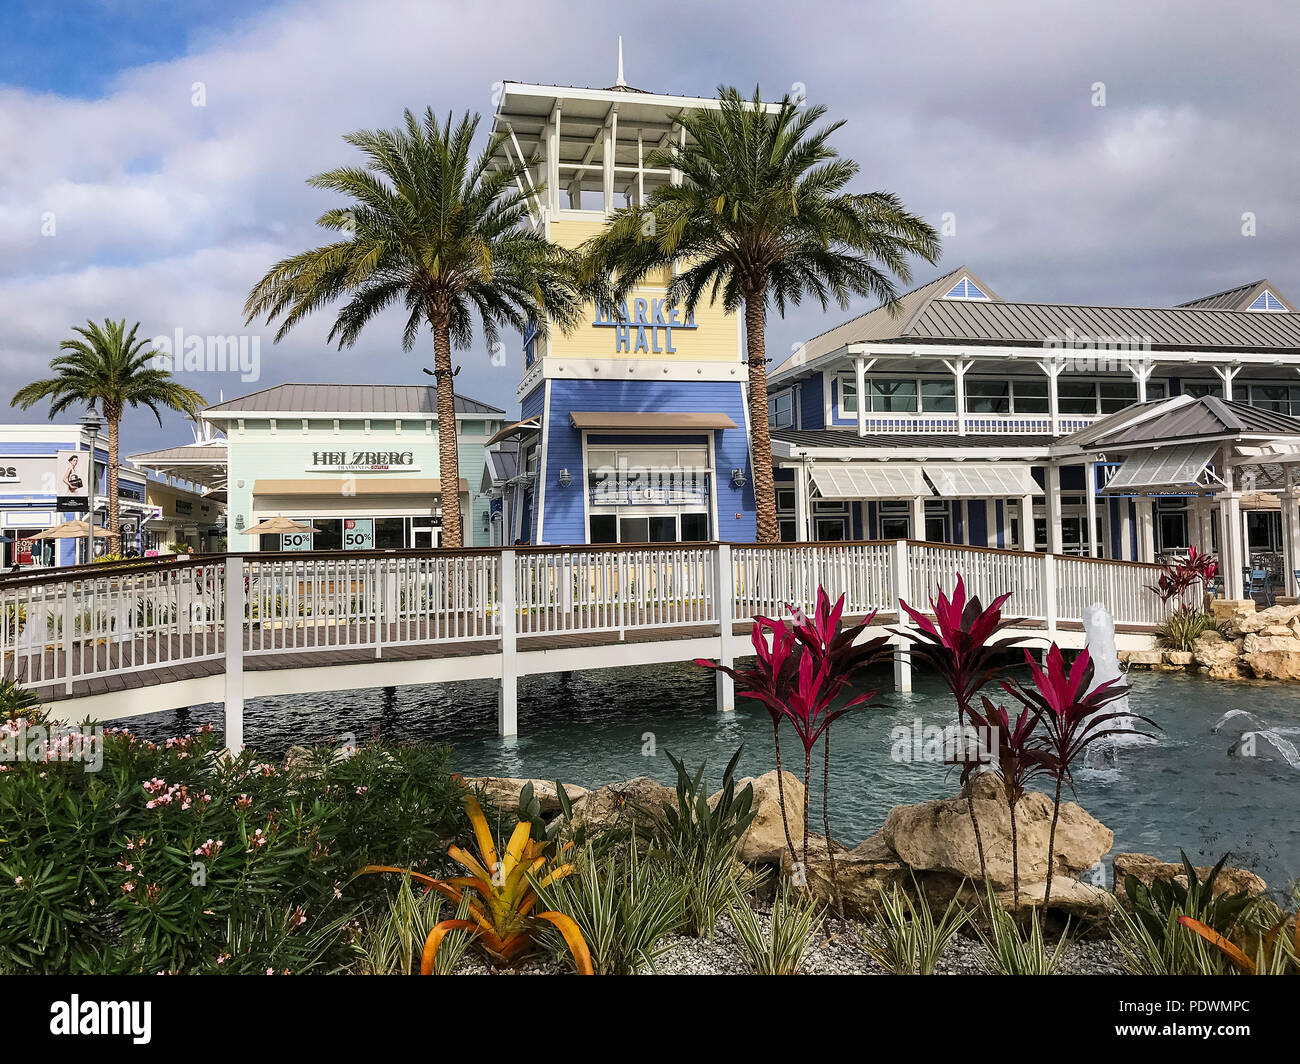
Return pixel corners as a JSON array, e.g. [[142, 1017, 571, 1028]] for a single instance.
[[569, 411, 737, 430], [922, 462, 1041, 498], [1101, 443, 1218, 493], [809, 463, 929, 500], [253, 478, 467, 496], [486, 418, 540, 446]]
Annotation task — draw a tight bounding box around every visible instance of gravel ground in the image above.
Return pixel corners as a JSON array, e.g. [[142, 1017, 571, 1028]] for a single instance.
[[451, 910, 1128, 975]]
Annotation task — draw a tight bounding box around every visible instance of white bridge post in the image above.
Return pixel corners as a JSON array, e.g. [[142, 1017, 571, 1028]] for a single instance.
[[713, 543, 735, 713], [891, 539, 912, 692], [223, 554, 245, 753], [1043, 552, 1059, 636], [498, 549, 518, 737]]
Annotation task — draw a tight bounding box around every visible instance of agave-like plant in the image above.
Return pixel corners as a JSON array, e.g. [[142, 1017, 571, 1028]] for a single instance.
[[357, 793, 593, 973], [894, 576, 1028, 880], [1003, 645, 1153, 910], [964, 696, 1057, 912]]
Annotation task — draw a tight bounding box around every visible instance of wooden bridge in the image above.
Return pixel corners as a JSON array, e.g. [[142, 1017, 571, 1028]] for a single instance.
[[0, 541, 1170, 749]]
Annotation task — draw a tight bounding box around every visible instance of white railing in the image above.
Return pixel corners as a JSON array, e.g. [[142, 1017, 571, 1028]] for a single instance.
[[732, 542, 895, 621], [0, 542, 1179, 699]]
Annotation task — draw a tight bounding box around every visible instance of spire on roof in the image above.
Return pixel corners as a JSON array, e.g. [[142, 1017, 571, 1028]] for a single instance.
[[615, 36, 626, 87]]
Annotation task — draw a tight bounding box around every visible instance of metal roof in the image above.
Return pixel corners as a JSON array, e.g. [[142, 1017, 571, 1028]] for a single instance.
[[128, 443, 227, 464], [894, 298, 1300, 351], [1101, 444, 1219, 493], [773, 428, 1056, 452], [1175, 279, 1297, 313], [1063, 395, 1300, 450], [202, 384, 504, 418]]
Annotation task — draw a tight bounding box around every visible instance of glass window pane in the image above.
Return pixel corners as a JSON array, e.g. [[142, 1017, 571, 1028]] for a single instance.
[[681, 513, 709, 541], [921, 380, 956, 412], [619, 517, 649, 543], [840, 377, 858, 413], [1013, 378, 1049, 413], [1100, 380, 1138, 413], [589, 515, 617, 543], [966, 380, 1010, 414], [1251, 384, 1289, 413], [1058, 380, 1097, 414], [1148, 381, 1166, 400], [375, 518, 405, 549], [313, 520, 343, 550], [870, 379, 917, 412], [649, 516, 677, 542], [1184, 381, 1222, 399]]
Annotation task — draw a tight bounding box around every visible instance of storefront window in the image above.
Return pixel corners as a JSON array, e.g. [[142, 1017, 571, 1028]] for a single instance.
[[312, 520, 342, 550], [680, 513, 709, 541], [375, 518, 406, 549], [589, 514, 617, 543]]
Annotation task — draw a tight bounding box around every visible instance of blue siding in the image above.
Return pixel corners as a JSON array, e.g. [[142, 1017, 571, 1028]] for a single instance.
[[520, 385, 544, 422], [968, 500, 987, 545], [537, 378, 756, 545], [994, 500, 1005, 547], [797, 376, 824, 429]]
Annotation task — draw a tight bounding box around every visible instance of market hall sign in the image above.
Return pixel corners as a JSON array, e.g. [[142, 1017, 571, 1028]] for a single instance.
[[307, 451, 420, 473], [593, 298, 697, 354]]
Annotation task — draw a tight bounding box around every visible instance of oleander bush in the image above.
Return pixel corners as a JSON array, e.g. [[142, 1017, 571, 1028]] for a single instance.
[[0, 723, 470, 974]]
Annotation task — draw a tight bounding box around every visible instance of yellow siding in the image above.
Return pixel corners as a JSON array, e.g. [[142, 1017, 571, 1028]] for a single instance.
[[549, 217, 739, 364]]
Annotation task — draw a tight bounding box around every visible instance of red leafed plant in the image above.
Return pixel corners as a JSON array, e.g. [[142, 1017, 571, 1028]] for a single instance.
[[893, 576, 1030, 880], [1002, 645, 1155, 909], [964, 697, 1057, 910], [1147, 546, 1218, 606], [696, 589, 889, 899]]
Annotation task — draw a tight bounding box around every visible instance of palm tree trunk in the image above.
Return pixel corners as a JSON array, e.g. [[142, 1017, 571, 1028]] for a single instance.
[[771, 724, 798, 869], [431, 321, 463, 549], [742, 291, 778, 544], [106, 417, 120, 555], [1043, 776, 1063, 912]]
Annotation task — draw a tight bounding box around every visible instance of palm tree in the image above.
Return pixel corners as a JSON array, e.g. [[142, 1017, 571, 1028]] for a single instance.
[[12, 319, 205, 552], [244, 108, 584, 548], [583, 87, 941, 542]]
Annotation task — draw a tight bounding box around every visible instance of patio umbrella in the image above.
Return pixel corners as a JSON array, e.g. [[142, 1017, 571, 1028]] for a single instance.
[[30, 519, 113, 539], [240, 516, 322, 536]]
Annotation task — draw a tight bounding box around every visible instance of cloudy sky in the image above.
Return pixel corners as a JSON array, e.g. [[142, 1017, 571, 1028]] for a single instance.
[[3, 0, 1297, 452]]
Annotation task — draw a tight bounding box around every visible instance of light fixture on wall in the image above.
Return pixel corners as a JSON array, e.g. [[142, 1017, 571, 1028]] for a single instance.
[[557, 468, 573, 488], [730, 468, 747, 487], [234, 514, 246, 531]]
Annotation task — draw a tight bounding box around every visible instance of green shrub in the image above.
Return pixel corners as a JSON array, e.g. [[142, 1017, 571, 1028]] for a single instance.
[[650, 748, 756, 939], [1155, 608, 1225, 651], [538, 841, 686, 975], [730, 878, 821, 975], [861, 882, 970, 975], [976, 892, 1070, 975], [0, 728, 469, 974]]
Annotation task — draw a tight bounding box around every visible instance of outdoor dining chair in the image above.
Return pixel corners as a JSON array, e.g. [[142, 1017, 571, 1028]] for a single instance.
[[1248, 569, 1273, 606]]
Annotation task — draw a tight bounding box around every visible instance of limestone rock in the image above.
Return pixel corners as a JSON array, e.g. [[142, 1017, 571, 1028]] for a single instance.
[[780, 832, 907, 920], [467, 776, 587, 816], [1113, 852, 1267, 902], [568, 776, 675, 835], [1193, 631, 1248, 679], [919, 872, 1117, 923], [1119, 649, 1162, 666], [710, 769, 805, 865], [1162, 650, 1194, 666], [1241, 632, 1300, 681], [880, 774, 1113, 888]]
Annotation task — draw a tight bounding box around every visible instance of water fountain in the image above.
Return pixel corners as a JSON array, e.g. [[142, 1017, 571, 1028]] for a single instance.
[[1081, 602, 1157, 768]]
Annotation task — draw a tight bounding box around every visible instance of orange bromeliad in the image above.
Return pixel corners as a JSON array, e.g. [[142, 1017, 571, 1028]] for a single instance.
[[357, 793, 593, 974]]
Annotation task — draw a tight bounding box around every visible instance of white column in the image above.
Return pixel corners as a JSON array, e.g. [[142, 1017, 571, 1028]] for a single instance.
[[1212, 363, 1241, 401], [891, 538, 912, 692], [943, 357, 972, 435], [1129, 359, 1155, 403], [793, 462, 811, 542], [1283, 474, 1300, 596], [1118, 501, 1134, 561], [1221, 480, 1244, 600], [1045, 463, 1064, 555], [854, 356, 867, 438], [1020, 493, 1035, 551], [910, 494, 927, 542], [986, 501, 1000, 548], [602, 108, 617, 218], [497, 549, 518, 737], [546, 104, 561, 215], [714, 543, 736, 712], [223, 554, 245, 754], [1085, 460, 1099, 557], [1038, 359, 1063, 436], [1137, 499, 1156, 563], [1196, 496, 1215, 557]]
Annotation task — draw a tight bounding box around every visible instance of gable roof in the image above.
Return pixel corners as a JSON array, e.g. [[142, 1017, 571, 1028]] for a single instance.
[[1176, 279, 1296, 313], [1062, 394, 1300, 451], [770, 266, 1001, 377], [202, 384, 505, 419]]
